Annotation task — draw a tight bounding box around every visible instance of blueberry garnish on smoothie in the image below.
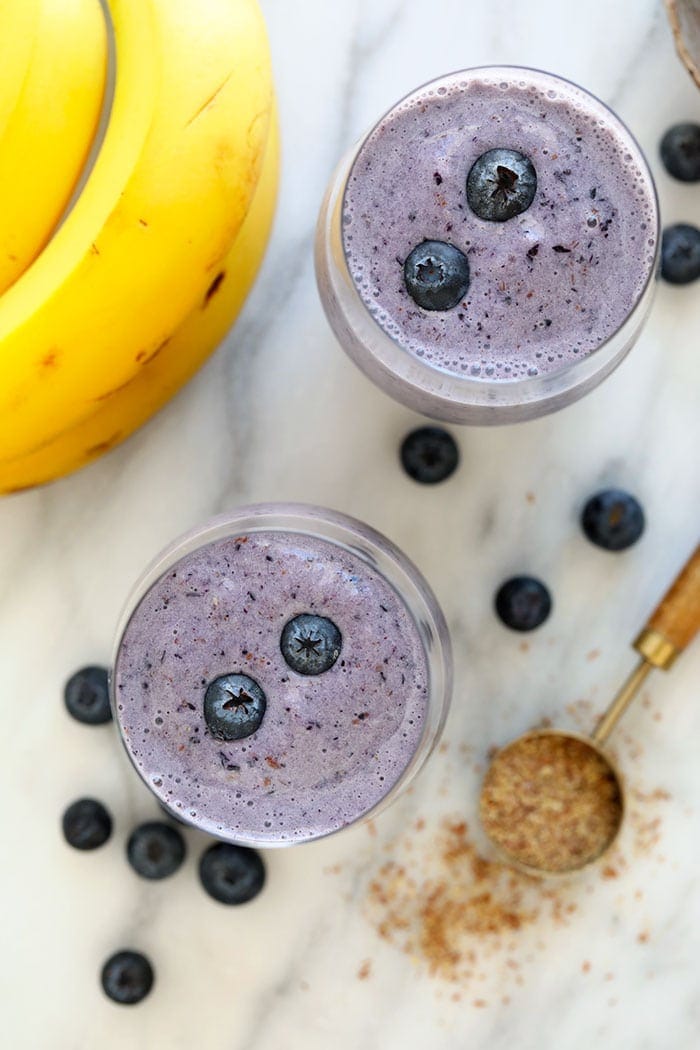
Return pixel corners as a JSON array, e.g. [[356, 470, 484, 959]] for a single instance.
[[403, 240, 470, 311], [280, 613, 342, 675], [466, 148, 537, 222], [203, 673, 266, 741]]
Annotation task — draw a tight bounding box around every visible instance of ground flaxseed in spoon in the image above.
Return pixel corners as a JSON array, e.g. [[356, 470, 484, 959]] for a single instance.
[[480, 733, 623, 873]]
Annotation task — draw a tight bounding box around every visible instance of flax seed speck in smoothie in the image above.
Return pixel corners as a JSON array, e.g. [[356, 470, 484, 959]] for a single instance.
[[316, 67, 659, 422], [112, 505, 451, 846]]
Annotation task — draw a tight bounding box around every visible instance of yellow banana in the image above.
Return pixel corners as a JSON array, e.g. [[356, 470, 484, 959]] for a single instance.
[[0, 0, 42, 144], [0, 0, 273, 462], [0, 116, 279, 493], [0, 0, 107, 294]]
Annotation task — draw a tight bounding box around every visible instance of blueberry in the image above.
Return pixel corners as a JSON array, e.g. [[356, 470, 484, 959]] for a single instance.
[[280, 614, 342, 675], [101, 950, 154, 1005], [62, 797, 112, 850], [495, 576, 552, 632], [466, 149, 537, 222], [581, 489, 645, 551], [403, 240, 470, 310], [660, 223, 700, 284], [660, 123, 700, 182], [203, 673, 266, 741], [126, 821, 186, 880], [64, 665, 112, 725], [198, 842, 266, 905], [400, 426, 459, 484]]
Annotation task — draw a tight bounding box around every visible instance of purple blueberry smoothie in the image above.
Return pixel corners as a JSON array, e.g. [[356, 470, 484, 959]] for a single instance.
[[316, 67, 659, 423], [112, 505, 451, 846]]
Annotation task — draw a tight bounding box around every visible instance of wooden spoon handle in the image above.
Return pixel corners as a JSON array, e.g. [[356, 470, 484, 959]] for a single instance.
[[635, 544, 700, 668]]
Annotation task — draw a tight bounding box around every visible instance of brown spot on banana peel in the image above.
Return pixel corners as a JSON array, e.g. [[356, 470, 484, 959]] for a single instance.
[[202, 162, 260, 273], [186, 72, 234, 128], [213, 103, 270, 177], [85, 432, 122, 458], [41, 350, 60, 368], [204, 272, 226, 306], [137, 336, 171, 365], [93, 339, 172, 401]]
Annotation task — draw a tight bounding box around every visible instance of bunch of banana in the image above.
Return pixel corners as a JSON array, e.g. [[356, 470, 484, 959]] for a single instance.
[[0, 0, 278, 493]]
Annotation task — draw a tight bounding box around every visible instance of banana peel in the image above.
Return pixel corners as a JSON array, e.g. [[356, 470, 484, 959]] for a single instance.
[[1, 117, 279, 493], [0, 0, 278, 492]]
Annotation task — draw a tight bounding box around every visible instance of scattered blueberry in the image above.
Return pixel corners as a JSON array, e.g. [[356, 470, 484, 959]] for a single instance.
[[495, 576, 552, 632], [659, 123, 700, 182], [660, 223, 700, 284], [101, 950, 154, 1005], [64, 665, 112, 725], [203, 673, 266, 741], [62, 798, 113, 850], [280, 613, 342, 676], [580, 489, 645, 551], [126, 822, 186, 880], [198, 842, 266, 905], [403, 240, 470, 310], [466, 149, 537, 222], [400, 426, 459, 484]]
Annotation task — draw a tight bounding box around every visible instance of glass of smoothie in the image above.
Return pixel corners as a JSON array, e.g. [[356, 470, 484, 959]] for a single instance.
[[111, 504, 451, 847], [315, 66, 659, 424]]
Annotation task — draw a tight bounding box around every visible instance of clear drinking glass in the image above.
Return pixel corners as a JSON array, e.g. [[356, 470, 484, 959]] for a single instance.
[[315, 66, 659, 424], [111, 503, 452, 847]]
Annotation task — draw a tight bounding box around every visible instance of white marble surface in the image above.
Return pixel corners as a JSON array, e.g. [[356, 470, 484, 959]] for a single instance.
[[2, 0, 700, 1046]]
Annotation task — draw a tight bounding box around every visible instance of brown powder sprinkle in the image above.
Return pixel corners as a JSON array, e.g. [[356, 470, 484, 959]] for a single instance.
[[366, 819, 558, 984], [480, 733, 623, 873], [359, 733, 671, 992]]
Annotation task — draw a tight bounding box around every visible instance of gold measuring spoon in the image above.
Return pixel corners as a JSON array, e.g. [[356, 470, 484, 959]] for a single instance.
[[480, 543, 700, 877]]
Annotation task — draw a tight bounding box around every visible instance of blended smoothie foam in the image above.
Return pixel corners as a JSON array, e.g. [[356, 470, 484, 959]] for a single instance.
[[341, 68, 658, 381], [113, 520, 436, 845]]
